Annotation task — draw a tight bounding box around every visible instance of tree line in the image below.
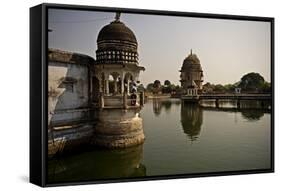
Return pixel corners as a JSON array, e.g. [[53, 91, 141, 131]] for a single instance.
[[203, 72, 271, 94], [141, 72, 271, 94], [141, 80, 181, 94]]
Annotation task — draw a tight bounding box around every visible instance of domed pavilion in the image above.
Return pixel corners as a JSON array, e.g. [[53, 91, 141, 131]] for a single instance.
[[91, 13, 145, 149], [180, 50, 204, 95], [91, 13, 145, 101]]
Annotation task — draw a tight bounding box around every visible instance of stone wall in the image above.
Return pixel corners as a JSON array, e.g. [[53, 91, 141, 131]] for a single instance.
[[48, 49, 94, 126], [92, 108, 145, 148]]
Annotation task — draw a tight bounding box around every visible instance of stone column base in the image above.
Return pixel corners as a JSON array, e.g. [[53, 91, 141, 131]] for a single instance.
[[91, 109, 145, 148]]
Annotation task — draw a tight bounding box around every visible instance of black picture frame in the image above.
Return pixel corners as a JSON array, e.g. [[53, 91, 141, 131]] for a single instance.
[[30, 3, 274, 187]]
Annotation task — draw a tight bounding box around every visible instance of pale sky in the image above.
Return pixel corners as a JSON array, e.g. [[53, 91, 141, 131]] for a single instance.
[[48, 9, 271, 86]]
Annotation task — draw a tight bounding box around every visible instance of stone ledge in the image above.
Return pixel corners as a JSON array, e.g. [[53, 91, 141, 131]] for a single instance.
[[48, 48, 95, 65]]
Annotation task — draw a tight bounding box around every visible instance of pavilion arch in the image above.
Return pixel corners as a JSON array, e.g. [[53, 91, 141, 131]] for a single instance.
[[108, 72, 122, 95], [124, 72, 136, 95], [124, 72, 134, 81]]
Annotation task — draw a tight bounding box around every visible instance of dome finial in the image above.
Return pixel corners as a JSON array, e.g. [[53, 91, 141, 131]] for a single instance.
[[115, 12, 121, 21], [190, 49, 193, 55]]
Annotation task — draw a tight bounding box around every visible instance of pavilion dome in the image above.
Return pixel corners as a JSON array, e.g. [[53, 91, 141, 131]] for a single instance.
[[97, 20, 137, 44], [96, 13, 138, 65], [181, 50, 202, 71]]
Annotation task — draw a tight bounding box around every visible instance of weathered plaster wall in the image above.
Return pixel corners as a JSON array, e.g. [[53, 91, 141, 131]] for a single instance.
[[48, 62, 89, 126], [48, 48, 94, 127]]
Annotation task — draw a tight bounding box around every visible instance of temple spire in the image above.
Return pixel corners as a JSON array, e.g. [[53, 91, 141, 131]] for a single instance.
[[190, 49, 193, 55], [115, 12, 121, 21]]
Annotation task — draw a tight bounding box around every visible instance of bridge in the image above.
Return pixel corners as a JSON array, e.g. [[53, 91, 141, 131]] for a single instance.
[[181, 93, 272, 108]]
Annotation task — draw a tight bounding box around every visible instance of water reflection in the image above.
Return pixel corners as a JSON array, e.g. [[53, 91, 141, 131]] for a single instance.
[[152, 98, 162, 116], [48, 98, 271, 183], [200, 100, 271, 110], [48, 144, 146, 183], [152, 98, 180, 115], [180, 103, 203, 142], [241, 109, 265, 121], [200, 100, 270, 121]]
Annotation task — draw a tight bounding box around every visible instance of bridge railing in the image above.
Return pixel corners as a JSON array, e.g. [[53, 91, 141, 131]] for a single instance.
[[182, 93, 271, 101]]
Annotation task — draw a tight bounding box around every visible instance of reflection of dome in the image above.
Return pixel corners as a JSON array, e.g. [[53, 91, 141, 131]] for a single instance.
[[180, 103, 203, 141], [97, 21, 137, 44], [96, 13, 138, 65]]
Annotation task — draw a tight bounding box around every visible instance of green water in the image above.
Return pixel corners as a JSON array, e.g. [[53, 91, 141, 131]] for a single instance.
[[48, 98, 271, 183]]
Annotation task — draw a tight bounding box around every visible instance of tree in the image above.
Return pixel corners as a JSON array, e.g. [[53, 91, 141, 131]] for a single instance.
[[162, 80, 172, 93], [162, 86, 172, 94], [164, 80, 171, 86], [174, 85, 183, 94], [224, 84, 236, 92], [137, 84, 145, 92], [203, 82, 214, 93], [213, 84, 225, 93], [153, 80, 162, 94], [261, 82, 271, 93], [239, 72, 265, 92], [146, 83, 154, 92], [153, 80, 161, 88]]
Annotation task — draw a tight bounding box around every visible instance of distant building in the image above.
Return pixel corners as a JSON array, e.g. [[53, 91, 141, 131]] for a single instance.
[[180, 50, 204, 95]]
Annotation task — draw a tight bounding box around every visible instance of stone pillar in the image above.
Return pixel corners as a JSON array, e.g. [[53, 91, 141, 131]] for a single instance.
[[121, 77, 124, 94], [114, 79, 117, 94], [127, 80, 130, 95], [99, 92, 104, 108], [105, 80, 109, 95]]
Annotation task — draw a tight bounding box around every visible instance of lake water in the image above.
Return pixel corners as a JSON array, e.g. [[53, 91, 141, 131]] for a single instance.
[[48, 98, 271, 183]]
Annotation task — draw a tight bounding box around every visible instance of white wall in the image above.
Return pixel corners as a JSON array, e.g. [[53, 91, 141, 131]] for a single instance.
[[0, 0, 280, 191], [49, 62, 89, 110], [48, 62, 89, 125]]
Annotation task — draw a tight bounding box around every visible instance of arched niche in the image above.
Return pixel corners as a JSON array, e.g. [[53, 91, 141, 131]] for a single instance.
[[108, 72, 122, 95]]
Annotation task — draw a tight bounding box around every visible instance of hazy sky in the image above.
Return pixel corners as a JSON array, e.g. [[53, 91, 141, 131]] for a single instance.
[[48, 9, 271, 86]]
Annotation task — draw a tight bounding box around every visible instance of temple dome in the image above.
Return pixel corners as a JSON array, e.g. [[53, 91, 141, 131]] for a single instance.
[[183, 52, 200, 65], [95, 13, 139, 65], [97, 20, 137, 44], [182, 51, 202, 71], [180, 50, 204, 90]]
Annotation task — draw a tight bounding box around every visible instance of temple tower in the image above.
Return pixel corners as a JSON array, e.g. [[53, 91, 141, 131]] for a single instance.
[[180, 50, 204, 95]]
